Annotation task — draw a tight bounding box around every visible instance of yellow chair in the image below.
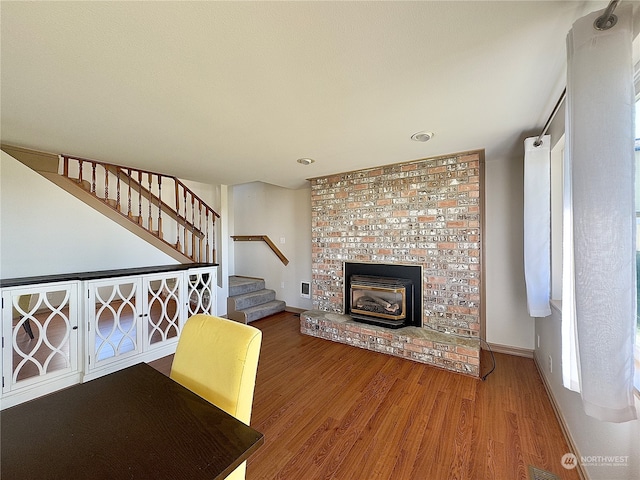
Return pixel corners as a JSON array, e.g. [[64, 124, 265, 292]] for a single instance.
[[170, 314, 262, 480]]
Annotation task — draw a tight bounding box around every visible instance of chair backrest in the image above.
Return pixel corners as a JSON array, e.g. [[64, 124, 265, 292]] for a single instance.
[[12, 294, 32, 319], [170, 314, 262, 424]]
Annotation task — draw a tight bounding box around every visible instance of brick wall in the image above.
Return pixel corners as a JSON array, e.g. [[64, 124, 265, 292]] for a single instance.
[[307, 150, 484, 375]]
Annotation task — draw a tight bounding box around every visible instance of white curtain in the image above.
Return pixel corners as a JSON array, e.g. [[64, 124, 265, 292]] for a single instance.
[[524, 135, 552, 318], [564, 4, 637, 423]]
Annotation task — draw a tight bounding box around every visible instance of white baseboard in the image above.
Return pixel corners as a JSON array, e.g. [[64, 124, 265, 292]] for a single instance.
[[485, 342, 534, 358], [533, 355, 588, 480]]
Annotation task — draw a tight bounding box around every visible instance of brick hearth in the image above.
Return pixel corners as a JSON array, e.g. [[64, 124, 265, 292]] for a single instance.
[[304, 150, 484, 377], [301, 311, 480, 376]]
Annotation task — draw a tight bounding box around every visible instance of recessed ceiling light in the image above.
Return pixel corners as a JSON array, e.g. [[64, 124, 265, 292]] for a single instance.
[[411, 131, 434, 142], [297, 158, 315, 165]]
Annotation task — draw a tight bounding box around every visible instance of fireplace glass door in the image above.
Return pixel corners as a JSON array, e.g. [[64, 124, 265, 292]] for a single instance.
[[349, 275, 411, 327], [351, 285, 406, 321]]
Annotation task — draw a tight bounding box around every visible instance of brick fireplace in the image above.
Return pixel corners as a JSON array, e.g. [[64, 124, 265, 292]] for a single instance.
[[301, 150, 484, 377]]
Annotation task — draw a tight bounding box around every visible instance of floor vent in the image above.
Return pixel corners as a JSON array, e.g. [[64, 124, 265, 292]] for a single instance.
[[528, 465, 561, 480]]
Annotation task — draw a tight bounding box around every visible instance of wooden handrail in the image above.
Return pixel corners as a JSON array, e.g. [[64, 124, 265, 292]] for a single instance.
[[175, 177, 220, 219], [63, 155, 219, 218], [231, 235, 289, 266], [61, 154, 220, 263], [106, 165, 203, 238], [62, 153, 220, 219]]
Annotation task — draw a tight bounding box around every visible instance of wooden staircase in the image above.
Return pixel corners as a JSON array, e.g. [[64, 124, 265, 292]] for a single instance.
[[2, 144, 220, 264]]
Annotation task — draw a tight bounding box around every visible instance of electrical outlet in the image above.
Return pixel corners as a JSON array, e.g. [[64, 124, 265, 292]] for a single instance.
[[548, 355, 553, 374], [279, 237, 286, 244], [281, 282, 285, 289]]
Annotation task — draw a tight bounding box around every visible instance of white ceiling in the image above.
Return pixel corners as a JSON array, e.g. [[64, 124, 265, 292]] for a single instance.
[[1, 1, 608, 189]]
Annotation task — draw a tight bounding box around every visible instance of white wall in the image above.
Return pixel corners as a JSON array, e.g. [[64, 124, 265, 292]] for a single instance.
[[536, 307, 640, 480], [484, 154, 535, 350], [0, 151, 178, 278], [231, 181, 312, 311]]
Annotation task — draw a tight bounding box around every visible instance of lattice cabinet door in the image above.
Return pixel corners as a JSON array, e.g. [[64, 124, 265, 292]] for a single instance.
[[143, 272, 184, 350], [186, 266, 217, 317], [1, 282, 79, 394], [87, 277, 142, 370]]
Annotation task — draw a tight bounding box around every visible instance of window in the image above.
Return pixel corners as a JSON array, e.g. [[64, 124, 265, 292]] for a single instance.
[[634, 99, 640, 390], [550, 136, 564, 303]]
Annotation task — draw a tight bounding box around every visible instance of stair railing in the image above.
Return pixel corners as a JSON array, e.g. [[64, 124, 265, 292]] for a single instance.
[[230, 235, 289, 265], [61, 155, 220, 263]]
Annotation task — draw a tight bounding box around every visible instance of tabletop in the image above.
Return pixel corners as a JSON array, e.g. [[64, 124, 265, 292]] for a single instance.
[[0, 362, 264, 480]]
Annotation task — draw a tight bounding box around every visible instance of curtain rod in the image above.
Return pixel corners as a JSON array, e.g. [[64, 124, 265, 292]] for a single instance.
[[533, 0, 620, 147], [533, 88, 566, 147]]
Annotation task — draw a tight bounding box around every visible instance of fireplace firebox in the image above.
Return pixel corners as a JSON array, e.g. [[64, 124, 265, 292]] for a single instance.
[[344, 262, 422, 329], [349, 275, 412, 328]]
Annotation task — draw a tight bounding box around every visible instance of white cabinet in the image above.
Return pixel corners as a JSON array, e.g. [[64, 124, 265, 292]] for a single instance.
[[87, 276, 142, 376], [186, 267, 216, 316], [144, 272, 184, 350], [1, 282, 81, 407], [1, 265, 217, 407]]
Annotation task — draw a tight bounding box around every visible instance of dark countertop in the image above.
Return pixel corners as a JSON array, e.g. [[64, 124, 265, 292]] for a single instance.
[[0, 263, 218, 288]]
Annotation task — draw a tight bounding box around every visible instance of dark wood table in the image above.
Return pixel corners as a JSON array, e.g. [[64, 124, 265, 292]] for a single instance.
[[1, 363, 264, 480]]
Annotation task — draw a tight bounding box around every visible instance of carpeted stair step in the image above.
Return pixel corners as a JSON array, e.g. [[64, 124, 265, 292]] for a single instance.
[[228, 289, 276, 311], [229, 276, 266, 296], [237, 299, 286, 323]]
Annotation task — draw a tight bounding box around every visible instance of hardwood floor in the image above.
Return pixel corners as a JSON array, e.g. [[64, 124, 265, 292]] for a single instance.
[[149, 312, 580, 480]]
